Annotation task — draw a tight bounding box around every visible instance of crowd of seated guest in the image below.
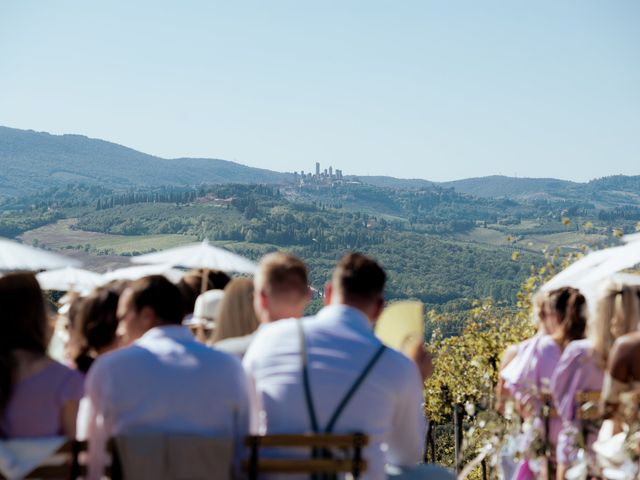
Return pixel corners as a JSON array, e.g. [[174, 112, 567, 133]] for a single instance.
[[0, 251, 455, 479], [5, 245, 640, 479]]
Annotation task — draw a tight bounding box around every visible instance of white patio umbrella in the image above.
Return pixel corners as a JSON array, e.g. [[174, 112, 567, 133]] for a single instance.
[[622, 232, 640, 244], [130, 240, 257, 274], [608, 272, 640, 286], [100, 264, 185, 284], [0, 237, 81, 272], [540, 240, 640, 319], [575, 241, 640, 290], [36, 267, 102, 292], [541, 245, 626, 292]]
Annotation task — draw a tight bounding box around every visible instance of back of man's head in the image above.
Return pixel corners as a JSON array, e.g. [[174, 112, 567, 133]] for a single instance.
[[129, 275, 184, 325], [256, 252, 309, 298], [332, 253, 386, 307], [254, 252, 310, 322]]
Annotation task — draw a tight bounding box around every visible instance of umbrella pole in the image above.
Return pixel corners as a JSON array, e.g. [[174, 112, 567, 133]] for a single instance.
[[200, 268, 209, 294], [196, 268, 210, 343]]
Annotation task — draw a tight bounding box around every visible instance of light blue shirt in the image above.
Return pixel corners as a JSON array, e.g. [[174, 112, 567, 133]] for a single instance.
[[79, 325, 249, 478], [243, 305, 426, 480]]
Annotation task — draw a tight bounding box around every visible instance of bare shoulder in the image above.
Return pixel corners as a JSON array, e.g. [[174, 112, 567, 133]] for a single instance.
[[500, 343, 520, 370], [615, 331, 640, 348], [611, 332, 640, 360], [608, 332, 640, 381]]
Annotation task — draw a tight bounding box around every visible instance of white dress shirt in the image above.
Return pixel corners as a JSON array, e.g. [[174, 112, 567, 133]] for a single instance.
[[78, 325, 249, 479], [243, 305, 425, 480]]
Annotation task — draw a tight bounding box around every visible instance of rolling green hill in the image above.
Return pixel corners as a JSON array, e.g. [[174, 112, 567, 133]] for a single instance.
[[439, 175, 640, 208], [0, 126, 291, 195], [440, 175, 579, 199], [2, 126, 639, 209]]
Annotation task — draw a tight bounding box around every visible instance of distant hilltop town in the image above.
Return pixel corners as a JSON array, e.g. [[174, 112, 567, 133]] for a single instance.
[[292, 162, 346, 186]]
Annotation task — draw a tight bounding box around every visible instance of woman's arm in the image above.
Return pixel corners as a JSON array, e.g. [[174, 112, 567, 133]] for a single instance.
[[61, 399, 80, 437]]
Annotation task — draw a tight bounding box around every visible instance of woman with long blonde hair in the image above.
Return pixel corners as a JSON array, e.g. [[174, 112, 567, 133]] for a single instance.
[[212, 278, 260, 358]]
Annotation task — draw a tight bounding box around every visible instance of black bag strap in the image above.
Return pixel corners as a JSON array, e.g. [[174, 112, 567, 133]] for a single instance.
[[299, 319, 320, 433], [325, 343, 386, 433], [297, 319, 387, 434]]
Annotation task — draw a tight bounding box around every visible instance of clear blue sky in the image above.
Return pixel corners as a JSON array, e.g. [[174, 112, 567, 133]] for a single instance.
[[1, 1, 638, 182]]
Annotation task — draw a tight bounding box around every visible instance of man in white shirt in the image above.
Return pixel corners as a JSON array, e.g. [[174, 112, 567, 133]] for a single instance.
[[78, 275, 249, 479], [243, 253, 426, 480]]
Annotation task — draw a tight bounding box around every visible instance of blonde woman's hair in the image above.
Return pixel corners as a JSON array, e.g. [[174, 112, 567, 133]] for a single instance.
[[531, 290, 548, 332], [589, 281, 640, 369], [211, 278, 259, 344]]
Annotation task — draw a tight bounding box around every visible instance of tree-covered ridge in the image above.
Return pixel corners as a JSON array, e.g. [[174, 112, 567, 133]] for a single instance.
[[0, 126, 291, 195], [1, 183, 547, 309], [4, 179, 634, 316], [1, 125, 640, 210]]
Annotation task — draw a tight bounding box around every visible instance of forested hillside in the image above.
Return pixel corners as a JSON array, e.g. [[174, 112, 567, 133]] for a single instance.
[[2, 126, 638, 318], [0, 126, 291, 195], [3, 180, 635, 316]]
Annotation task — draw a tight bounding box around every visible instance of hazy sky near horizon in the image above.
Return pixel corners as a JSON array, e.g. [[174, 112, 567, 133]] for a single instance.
[[0, 1, 638, 182]]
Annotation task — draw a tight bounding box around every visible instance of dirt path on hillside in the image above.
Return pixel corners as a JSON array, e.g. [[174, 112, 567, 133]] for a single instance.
[[19, 219, 131, 272]]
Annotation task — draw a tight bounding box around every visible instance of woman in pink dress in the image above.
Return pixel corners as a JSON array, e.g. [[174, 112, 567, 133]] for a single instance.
[[498, 291, 548, 413], [551, 282, 640, 479], [502, 287, 587, 479], [497, 291, 552, 479], [0, 273, 84, 438]]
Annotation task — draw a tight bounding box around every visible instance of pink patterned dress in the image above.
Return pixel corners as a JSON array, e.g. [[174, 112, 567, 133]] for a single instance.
[[1, 361, 84, 438]]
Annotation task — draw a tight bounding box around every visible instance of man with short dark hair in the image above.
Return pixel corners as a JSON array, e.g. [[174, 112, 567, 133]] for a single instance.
[[79, 275, 249, 478], [243, 253, 426, 480], [116, 275, 185, 344]]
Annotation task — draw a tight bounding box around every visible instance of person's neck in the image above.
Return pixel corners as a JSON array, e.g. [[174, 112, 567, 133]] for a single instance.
[[12, 349, 46, 363], [265, 307, 304, 323], [330, 299, 374, 324], [12, 349, 51, 380], [551, 331, 567, 349]]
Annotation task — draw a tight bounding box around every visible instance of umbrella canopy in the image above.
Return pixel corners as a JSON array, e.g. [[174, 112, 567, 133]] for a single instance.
[[101, 264, 185, 284], [542, 241, 640, 306], [575, 241, 640, 290], [622, 232, 640, 244], [608, 272, 640, 286], [0, 237, 81, 272], [130, 240, 257, 274], [541, 246, 625, 292], [36, 267, 102, 292]]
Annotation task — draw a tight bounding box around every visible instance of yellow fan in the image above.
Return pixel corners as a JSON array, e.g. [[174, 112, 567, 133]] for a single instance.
[[375, 300, 424, 354]]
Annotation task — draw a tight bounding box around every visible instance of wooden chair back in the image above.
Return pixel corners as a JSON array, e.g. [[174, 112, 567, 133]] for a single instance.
[[576, 391, 600, 421], [17, 440, 82, 479], [243, 433, 368, 480], [0, 440, 83, 480], [0, 439, 121, 480]]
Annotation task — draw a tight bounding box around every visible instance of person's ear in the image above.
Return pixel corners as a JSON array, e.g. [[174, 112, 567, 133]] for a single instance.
[[139, 306, 156, 330], [259, 290, 269, 309], [371, 296, 385, 321], [324, 283, 333, 306]]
